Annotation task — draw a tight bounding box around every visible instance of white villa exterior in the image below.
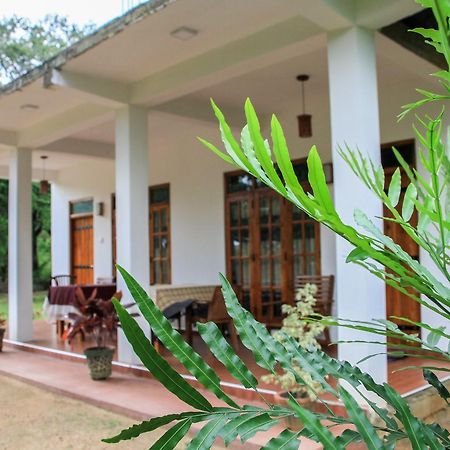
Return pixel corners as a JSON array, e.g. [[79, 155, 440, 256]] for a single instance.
[[0, 0, 444, 386]]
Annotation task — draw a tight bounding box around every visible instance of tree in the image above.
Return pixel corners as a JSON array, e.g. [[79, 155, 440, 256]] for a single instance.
[[0, 14, 95, 85]]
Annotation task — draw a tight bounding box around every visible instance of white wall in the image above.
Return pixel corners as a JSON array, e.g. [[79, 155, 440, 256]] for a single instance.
[[50, 61, 442, 308], [51, 160, 114, 281], [148, 112, 230, 285]]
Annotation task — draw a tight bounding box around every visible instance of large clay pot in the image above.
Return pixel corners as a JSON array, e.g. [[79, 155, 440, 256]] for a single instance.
[[273, 391, 315, 430], [84, 347, 114, 380], [0, 327, 5, 352]]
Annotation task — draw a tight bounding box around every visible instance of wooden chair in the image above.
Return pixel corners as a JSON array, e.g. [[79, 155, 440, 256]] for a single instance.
[[50, 274, 76, 337], [294, 275, 335, 347], [51, 274, 76, 286], [186, 286, 241, 351]]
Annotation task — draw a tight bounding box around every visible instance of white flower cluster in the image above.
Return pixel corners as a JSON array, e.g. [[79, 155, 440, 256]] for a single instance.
[[261, 283, 326, 399]]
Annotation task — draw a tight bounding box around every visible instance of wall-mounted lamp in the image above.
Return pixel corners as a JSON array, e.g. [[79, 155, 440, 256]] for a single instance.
[[96, 202, 104, 216], [323, 162, 333, 184]]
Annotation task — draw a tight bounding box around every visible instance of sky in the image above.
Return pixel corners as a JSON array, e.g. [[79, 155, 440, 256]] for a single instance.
[[1, 0, 145, 26]]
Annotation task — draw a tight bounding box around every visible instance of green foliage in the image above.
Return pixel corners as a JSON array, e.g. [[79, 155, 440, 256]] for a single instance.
[[399, 0, 450, 118], [0, 180, 51, 287], [0, 15, 94, 85], [106, 1, 450, 448], [107, 268, 450, 448]]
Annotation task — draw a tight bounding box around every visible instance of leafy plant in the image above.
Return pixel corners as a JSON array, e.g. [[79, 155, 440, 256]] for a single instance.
[[104, 1, 450, 448], [63, 288, 125, 348], [262, 283, 325, 399]]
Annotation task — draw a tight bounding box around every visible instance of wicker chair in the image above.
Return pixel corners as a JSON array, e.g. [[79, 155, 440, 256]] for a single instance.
[[294, 275, 335, 347]]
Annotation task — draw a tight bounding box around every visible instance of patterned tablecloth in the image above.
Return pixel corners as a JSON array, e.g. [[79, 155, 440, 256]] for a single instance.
[[148, 285, 217, 311]]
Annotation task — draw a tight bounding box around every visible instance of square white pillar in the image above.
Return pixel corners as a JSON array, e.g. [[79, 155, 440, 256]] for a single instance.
[[115, 105, 150, 364], [327, 27, 387, 385], [8, 147, 33, 341]]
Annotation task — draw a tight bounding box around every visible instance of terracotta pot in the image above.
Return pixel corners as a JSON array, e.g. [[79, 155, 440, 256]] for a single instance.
[[84, 347, 114, 380], [0, 327, 5, 352], [273, 391, 315, 430]]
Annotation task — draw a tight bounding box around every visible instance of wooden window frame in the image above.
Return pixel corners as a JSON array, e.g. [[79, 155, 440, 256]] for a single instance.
[[149, 184, 171, 285]]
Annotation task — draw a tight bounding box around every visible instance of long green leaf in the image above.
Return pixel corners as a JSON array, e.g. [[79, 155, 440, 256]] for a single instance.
[[197, 322, 258, 389], [186, 415, 228, 450], [117, 266, 239, 409], [288, 399, 344, 450], [388, 167, 402, 207], [149, 419, 192, 450], [219, 273, 276, 371], [244, 98, 287, 195], [103, 414, 189, 443], [339, 386, 385, 450], [307, 146, 335, 215], [260, 429, 300, 450], [103, 410, 233, 444], [423, 369, 450, 405], [237, 413, 278, 443], [113, 300, 212, 411], [219, 413, 259, 446]]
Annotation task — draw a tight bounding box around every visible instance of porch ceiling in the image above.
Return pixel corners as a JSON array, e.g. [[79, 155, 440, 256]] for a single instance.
[[0, 0, 430, 166]]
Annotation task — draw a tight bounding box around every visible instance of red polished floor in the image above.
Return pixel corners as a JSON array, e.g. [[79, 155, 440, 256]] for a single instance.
[[28, 320, 450, 396]]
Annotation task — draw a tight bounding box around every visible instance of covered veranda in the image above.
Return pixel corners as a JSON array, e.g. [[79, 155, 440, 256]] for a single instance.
[[0, 0, 444, 393]]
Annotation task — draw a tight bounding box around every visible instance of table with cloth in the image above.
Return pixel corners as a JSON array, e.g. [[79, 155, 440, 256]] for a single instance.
[[43, 284, 117, 322], [149, 284, 217, 311], [148, 284, 217, 351]]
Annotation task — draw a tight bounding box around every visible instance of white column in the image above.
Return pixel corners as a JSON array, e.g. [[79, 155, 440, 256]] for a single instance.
[[8, 148, 33, 341], [327, 27, 387, 385], [115, 105, 150, 364]]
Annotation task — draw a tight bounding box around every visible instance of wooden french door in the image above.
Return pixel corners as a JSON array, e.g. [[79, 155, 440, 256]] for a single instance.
[[382, 140, 420, 335], [225, 167, 321, 326], [71, 215, 94, 284], [254, 191, 288, 324], [227, 193, 252, 312]]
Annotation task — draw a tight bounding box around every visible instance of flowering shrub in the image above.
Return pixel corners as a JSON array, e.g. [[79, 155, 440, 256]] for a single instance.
[[262, 284, 325, 398]]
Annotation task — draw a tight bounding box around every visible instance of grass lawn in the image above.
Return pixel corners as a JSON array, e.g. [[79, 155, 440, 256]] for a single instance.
[[0, 291, 46, 320]]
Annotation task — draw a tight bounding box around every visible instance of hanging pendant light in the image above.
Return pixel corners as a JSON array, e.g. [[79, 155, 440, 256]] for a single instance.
[[296, 74, 312, 138], [40, 155, 49, 194]]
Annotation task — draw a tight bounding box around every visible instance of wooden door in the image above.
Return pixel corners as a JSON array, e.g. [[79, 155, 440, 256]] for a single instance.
[[382, 141, 420, 336], [71, 216, 94, 284], [384, 170, 420, 334]]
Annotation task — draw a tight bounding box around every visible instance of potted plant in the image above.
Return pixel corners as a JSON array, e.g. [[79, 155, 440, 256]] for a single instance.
[[262, 283, 326, 428], [0, 315, 6, 352], [64, 288, 124, 380]]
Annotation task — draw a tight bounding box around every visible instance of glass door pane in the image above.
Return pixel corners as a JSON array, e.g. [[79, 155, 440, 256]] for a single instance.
[[227, 197, 252, 311], [257, 193, 283, 324]]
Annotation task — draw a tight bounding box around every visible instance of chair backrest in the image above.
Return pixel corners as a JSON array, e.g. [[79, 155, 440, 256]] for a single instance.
[[96, 277, 115, 285], [207, 285, 242, 322], [51, 274, 76, 286], [294, 275, 334, 316]]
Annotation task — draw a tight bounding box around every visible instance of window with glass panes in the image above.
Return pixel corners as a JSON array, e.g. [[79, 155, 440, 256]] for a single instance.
[[225, 161, 321, 326], [149, 185, 171, 285]]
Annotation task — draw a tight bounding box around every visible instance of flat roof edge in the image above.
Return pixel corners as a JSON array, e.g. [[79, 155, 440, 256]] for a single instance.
[[0, 0, 176, 97]]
